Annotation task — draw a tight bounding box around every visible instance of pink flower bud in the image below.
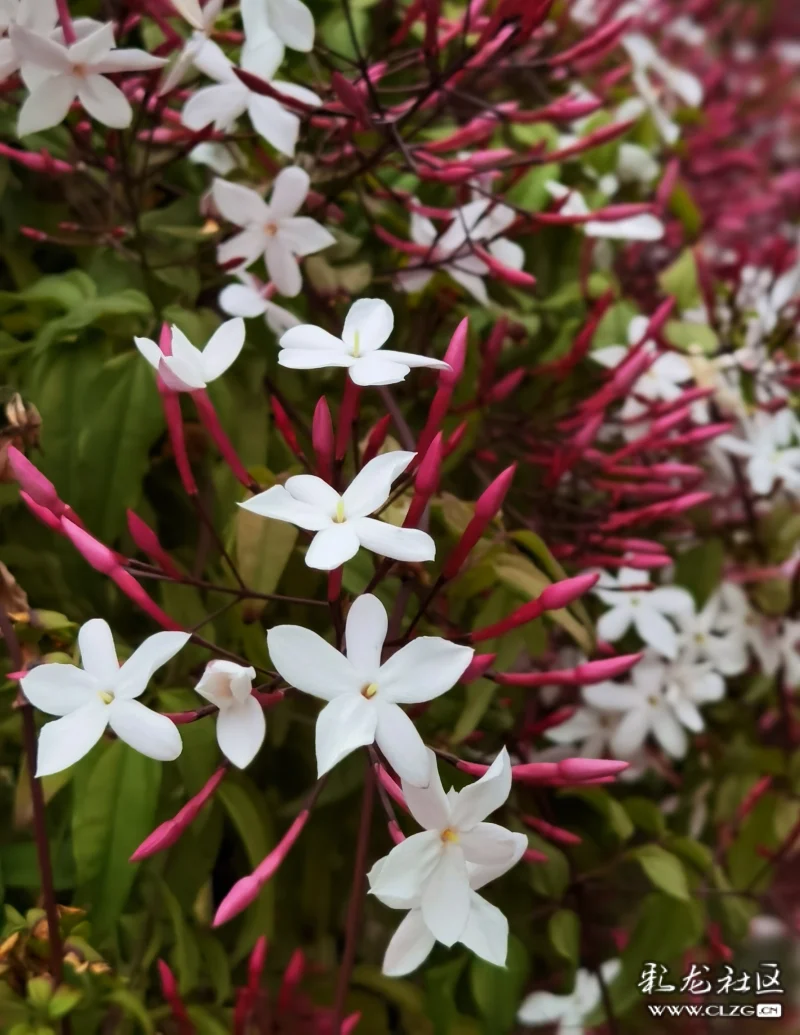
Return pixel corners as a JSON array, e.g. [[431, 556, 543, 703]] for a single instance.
[[404, 433, 443, 528], [522, 815, 582, 846], [131, 767, 226, 861], [470, 570, 592, 642], [342, 1013, 362, 1035], [271, 395, 306, 462], [159, 390, 198, 496], [20, 492, 63, 533], [7, 447, 63, 513], [445, 421, 468, 457], [312, 397, 335, 483], [480, 317, 509, 389], [248, 935, 268, 990], [474, 246, 537, 288], [192, 390, 256, 491], [331, 71, 372, 128], [127, 511, 181, 578], [442, 317, 469, 386], [158, 960, 193, 1034], [460, 653, 496, 682], [522, 847, 550, 863], [442, 465, 516, 580], [361, 414, 393, 466], [557, 758, 629, 781], [388, 820, 406, 845], [484, 368, 526, 405], [493, 653, 642, 687], [110, 568, 184, 631], [214, 810, 310, 926], [549, 17, 631, 66], [278, 949, 305, 1011], [375, 764, 408, 812], [61, 518, 119, 574], [335, 379, 361, 462]]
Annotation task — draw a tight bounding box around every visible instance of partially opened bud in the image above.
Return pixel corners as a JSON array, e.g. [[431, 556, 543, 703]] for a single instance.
[[557, 758, 629, 781], [127, 511, 181, 578], [131, 767, 226, 861]]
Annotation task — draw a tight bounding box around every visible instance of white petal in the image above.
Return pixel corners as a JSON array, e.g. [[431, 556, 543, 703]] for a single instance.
[[183, 83, 247, 131], [284, 474, 340, 513], [421, 846, 471, 946], [269, 165, 309, 218], [369, 829, 443, 900], [247, 93, 299, 156], [652, 708, 687, 758], [352, 518, 436, 563], [648, 586, 695, 617], [583, 683, 642, 711], [341, 451, 415, 519], [460, 823, 522, 866], [396, 268, 434, 294], [189, 139, 237, 174], [69, 21, 115, 63], [192, 36, 237, 81], [315, 693, 377, 776], [349, 356, 411, 386], [450, 748, 511, 829], [447, 266, 489, 305], [345, 593, 388, 678], [585, 214, 664, 241], [200, 318, 245, 381], [92, 48, 167, 73], [239, 484, 331, 531], [169, 325, 204, 368], [268, 0, 315, 51], [379, 637, 473, 705], [267, 625, 361, 700], [270, 80, 321, 107], [277, 349, 354, 371], [134, 335, 163, 371], [342, 298, 394, 353], [195, 659, 255, 705], [107, 700, 183, 761], [635, 608, 679, 659], [216, 695, 265, 768], [77, 75, 132, 129], [21, 664, 96, 716], [219, 283, 268, 318], [469, 831, 528, 890], [382, 910, 436, 977], [169, 0, 204, 28], [305, 524, 361, 570], [115, 631, 192, 699], [212, 177, 270, 228], [17, 75, 75, 135], [78, 618, 119, 685], [264, 237, 302, 297], [596, 604, 632, 642], [611, 708, 651, 757], [35, 702, 108, 777], [10, 24, 70, 72], [241, 29, 284, 79], [217, 228, 266, 269], [459, 892, 509, 966], [403, 749, 451, 830], [374, 701, 431, 787], [280, 324, 347, 352], [159, 355, 206, 392], [279, 217, 336, 257], [377, 350, 450, 371], [517, 990, 570, 1025]]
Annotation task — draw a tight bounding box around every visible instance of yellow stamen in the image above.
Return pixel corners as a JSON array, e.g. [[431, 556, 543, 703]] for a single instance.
[[98, 690, 114, 705], [333, 499, 346, 523], [362, 683, 378, 699], [352, 330, 360, 358], [441, 828, 460, 844]]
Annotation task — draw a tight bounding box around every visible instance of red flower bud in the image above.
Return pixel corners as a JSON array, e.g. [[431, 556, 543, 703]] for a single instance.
[[312, 396, 335, 483], [442, 465, 515, 580]]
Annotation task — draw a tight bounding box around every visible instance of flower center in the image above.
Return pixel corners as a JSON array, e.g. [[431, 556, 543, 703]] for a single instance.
[[98, 690, 115, 705], [333, 499, 346, 523], [264, 221, 279, 237], [361, 682, 378, 699], [441, 828, 460, 844], [352, 330, 360, 358], [72, 62, 87, 78], [694, 632, 705, 644], [647, 694, 659, 707], [630, 596, 641, 607]]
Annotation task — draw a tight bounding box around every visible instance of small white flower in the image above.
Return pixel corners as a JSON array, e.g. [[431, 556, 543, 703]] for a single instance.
[[718, 410, 800, 497], [134, 318, 245, 392], [663, 656, 725, 734], [212, 170, 335, 297], [545, 182, 664, 241], [240, 451, 434, 570], [195, 660, 264, 769], [189, 141, 239, 176], [715, 583, 779, 674], [675, 593, 748, 676], [593, 568, 695, 660], [241, 0, 314, 53], [278, 298, 450, 386], [181, 40, 319, 157], [593, 315, 693, 405], [12, 22, 166, 135], [160, 0, 224, 93], [546, 704, 620, 757], [518, 960, 621, 1033], [21, 620, 189, 776], [622, 33, 702, 145], [267, 595, 474, 784], [0, 0, 56, 82], [368, 748, 526, 946], [219, 271, 301, 336], [777, 620, 800, 689]]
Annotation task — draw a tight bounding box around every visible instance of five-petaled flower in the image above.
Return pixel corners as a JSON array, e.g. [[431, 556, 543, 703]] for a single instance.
[[278, 298, 451, 386], [134, 318, 245, 392], [266, 594, 474, 785], [518, 959, 622, 1032], [195, 660, 264, 769], [240, 450, 435, 570], [368, 748, 525, 946], [593, 567, 695, 660], [21, 619, 189, 776], [212, 171, 335, 297]]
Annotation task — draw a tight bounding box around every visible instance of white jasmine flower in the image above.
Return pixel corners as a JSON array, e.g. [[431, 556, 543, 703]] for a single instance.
[[545, 704, 620, 757], [241, 0, 314, 53], [622, 33, 702, 145], [593, 568, 695, 660], [219, 271, 301, 335], [715, 583, 779, 674], [0, 0, 56, 82], [160, 0, 223, 92], [662, 656, 725, 734], [21, 620, 189, 776], [240, 451, 435, 570], [278, 298, 450, 386], [134, 317, 245, 392], [188, 141, 239, 175], [675, 593, 748, 676], [717, 410, 800, 497], [195, 660, 264, 769], [545, 182, 664, 240], [212, 171, 335, 297], [368, 748, 524, 945], [777, 620, 800, 689], [12, 22, 166, 135], [518, 960, 621, 1033], [181, 40, 319, 157], [267, 595, 473, 784], [593, 315, 693, 404], [372, 836, 527, 975]]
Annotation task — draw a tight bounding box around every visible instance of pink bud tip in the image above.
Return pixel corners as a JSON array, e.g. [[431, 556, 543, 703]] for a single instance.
[[341, 1013, 362, 1035], [278, 948, 306, 1011], [7, 447, 62, 512], [441, 317, 469, 385], [130, 767, 226, 861], [312, 396, 334, 482], [61, 518, 119, 575], [522, 814, 582, 846], [522, 847, 550, 864], [539, 572, 599, 610], [248, 935, 268, 989], [475, 464, 516, 521], [20, 492, 63, 533], [461, 653, 496, 682], [388, 820, 406, 845], [557, 758, 629, 781], [158, 960, 179, 998]]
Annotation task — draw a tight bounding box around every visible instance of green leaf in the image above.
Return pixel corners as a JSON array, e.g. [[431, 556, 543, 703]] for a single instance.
[[19, 270, 97, 309], [105, 990, 155, 1034], [470, 935, 529, 1034], [674, 539, 724, 607], [425, 957, 467, 1035], [156, 877, 201, 994], [548, 909, 580, 964], [526, 832, 569, 898], [47, 986, 81, 1020], [235, 500, 298, 620], [658, 249, 700, 310], [633, 845, 690, 900], [663, 320, 718, 354], [71, 742, 161, 936]]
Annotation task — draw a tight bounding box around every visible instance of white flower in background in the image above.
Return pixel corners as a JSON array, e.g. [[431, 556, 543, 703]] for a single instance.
[[368, 748, 525, 945], [667, 16, 707, 46], [134, 317, 245, 392], [372, 832, 527, 975], [212, 171, 335, 297], [675, 593, 748, 675], [396, 198, 524, 304], [12, 22, 166, 135], [593, 568, 695, 660], [546, 703, 620, 757], [168, 0, 204, 28], [598, 142, 661, 197], [219, 271, 301, 336], [545, 182, 664, 241], [620, 33, 702, 145], [518, 960, 621, 1033], [160, 0, 223, 93], [189, 140, 239, 175], [777, 620, 800, 688], [0, 0, 56, 81], [195, 660, 264, 768], [21, 620, 189, 776], [740, 261, 800, 350], [181, 39, 319, 157], [240, 451, 435, 570], [662, 655, 725, 734], [717, 409, 800, 497], [715, 583, 779, 674], [241, 0, 314, 54], [593, 315, 693, 409], [267, 595, 473, 784], [278, 298, 450, 386]]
